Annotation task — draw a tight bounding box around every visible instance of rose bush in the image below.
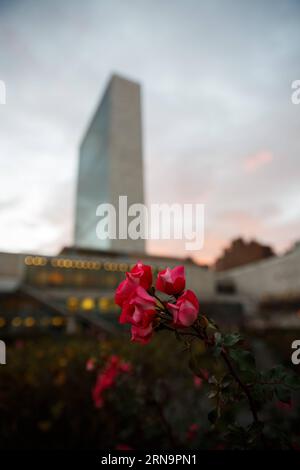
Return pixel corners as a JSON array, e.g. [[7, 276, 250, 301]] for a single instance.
[[1, 333, 300, 450], [116, 261, 300, 449], [116, 262, 200, 343], [92, 355, 132, 408]]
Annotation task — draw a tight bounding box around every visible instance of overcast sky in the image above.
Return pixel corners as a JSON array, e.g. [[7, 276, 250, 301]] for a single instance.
[[0, 0, 299, 263]]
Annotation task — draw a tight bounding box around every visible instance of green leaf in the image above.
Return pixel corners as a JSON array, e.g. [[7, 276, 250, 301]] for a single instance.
[[223, 333, 243, 347], [229, 349, 255, 372]]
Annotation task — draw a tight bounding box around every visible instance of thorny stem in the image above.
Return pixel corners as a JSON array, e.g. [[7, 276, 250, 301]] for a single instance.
[[151, 397, 179, 448], [220, 348, 259, 424], [159, 302, 266, 444], [221, 349, 268, 448], [157, 317, 200, 338]]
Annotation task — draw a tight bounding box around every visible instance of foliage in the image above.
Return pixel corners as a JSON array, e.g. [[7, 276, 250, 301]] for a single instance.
[[116, 262, 300, 449]]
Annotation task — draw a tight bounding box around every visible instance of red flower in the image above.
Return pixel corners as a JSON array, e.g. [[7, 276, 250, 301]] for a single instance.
[[167, 290, 199, 327], [119, 286, 156, 327], [193, 376, 203, 389], [156, 266, 185, 295], [115, 261, 153, 307], [198, 368, 209, 381], [119, 362, 132, 373], [276, 400, 293, 411], [131, 323, 154, 344], [128, 261, 152, 289], [92, 355, 131, 408], [187, 423, 199, 441], [119, 286, 157, 345], [115, 275, 138, 307], [86, 357, 96, 371]]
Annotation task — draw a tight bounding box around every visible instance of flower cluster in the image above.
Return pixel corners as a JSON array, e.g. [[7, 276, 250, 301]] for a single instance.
[[115, 261, 199, 344], [92, 355, 131, 408]]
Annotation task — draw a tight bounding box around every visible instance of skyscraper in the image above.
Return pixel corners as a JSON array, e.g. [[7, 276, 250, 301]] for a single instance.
[[74, 74, 145, 253]]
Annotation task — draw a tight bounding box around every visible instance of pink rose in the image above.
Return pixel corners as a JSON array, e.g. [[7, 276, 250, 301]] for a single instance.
[[131, 323, 154, 344], [187, 423, 199, 441], [119, 362, 132, 373], [193, 376, 203, 389], [86, 357, 96, 371], [92, 355, 131, 408], [119, 286, 156, 328], [128, 261, 152, 289], [167, 290, 199, 327], [115, 275, 138, 307], [115, 262, 153, 307], [156, 266, 185, 295]]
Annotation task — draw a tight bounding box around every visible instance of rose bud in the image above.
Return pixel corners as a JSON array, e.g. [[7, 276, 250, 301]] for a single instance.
[[115, 275, 138, 307], [167, 289, 199, 327], [119, 286, 156, 327], [128, 261, 153, 289], [156, 266, 185, 295], [115, 261, 153, 307], [131, 323, 154, 344]]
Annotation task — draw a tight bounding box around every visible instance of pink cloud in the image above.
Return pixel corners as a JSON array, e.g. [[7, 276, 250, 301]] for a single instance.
[[244, 151, 273, 173]]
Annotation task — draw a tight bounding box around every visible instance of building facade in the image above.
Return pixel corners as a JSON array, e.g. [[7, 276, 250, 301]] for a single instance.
[[75, 74, 145, 254], [0, 250, 216, 337]]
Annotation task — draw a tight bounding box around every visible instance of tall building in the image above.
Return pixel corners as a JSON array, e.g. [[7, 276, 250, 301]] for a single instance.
[[74, 74, 145, 253]]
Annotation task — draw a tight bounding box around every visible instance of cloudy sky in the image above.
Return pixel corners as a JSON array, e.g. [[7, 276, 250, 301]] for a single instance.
[[0, 0, 299, 264]]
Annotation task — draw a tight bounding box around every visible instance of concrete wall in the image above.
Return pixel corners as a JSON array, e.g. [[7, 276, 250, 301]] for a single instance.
[[0, 252, 24, 292], [216, 245, 300, 300]]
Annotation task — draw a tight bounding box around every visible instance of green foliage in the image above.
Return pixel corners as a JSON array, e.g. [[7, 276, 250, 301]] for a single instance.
[[252, 365, 300, 407], [183, 322, 300, 449]]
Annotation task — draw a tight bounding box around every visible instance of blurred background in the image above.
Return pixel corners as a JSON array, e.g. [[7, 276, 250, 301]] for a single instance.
[[0, 0, 300, 450]]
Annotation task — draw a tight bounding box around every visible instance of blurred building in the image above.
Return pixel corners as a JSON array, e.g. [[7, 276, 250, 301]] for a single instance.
[[0, 73, 227, 337], [215, 237, 274, 272], [216, 242, 300, 301], [1, 73, 299, 336], [0, 250, 216, 337], [216, 242, 300, 329], [75, 74, 145, 254]]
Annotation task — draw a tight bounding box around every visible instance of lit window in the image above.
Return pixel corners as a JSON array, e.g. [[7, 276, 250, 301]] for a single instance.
[[52, 316, 64, 327], [67, 297, 79, 311], [81, 298, 95, 311], [12, 317, 22, 327], [57, 259, 65, 268], [24, 256, 33, 266], [119, 263, 128, 272], [64, 259, 72, 268], [0, 317, 6, 327], [99, 297, 110, 312], [48, 272, 63, 284], [24, 317, 35, 327]]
